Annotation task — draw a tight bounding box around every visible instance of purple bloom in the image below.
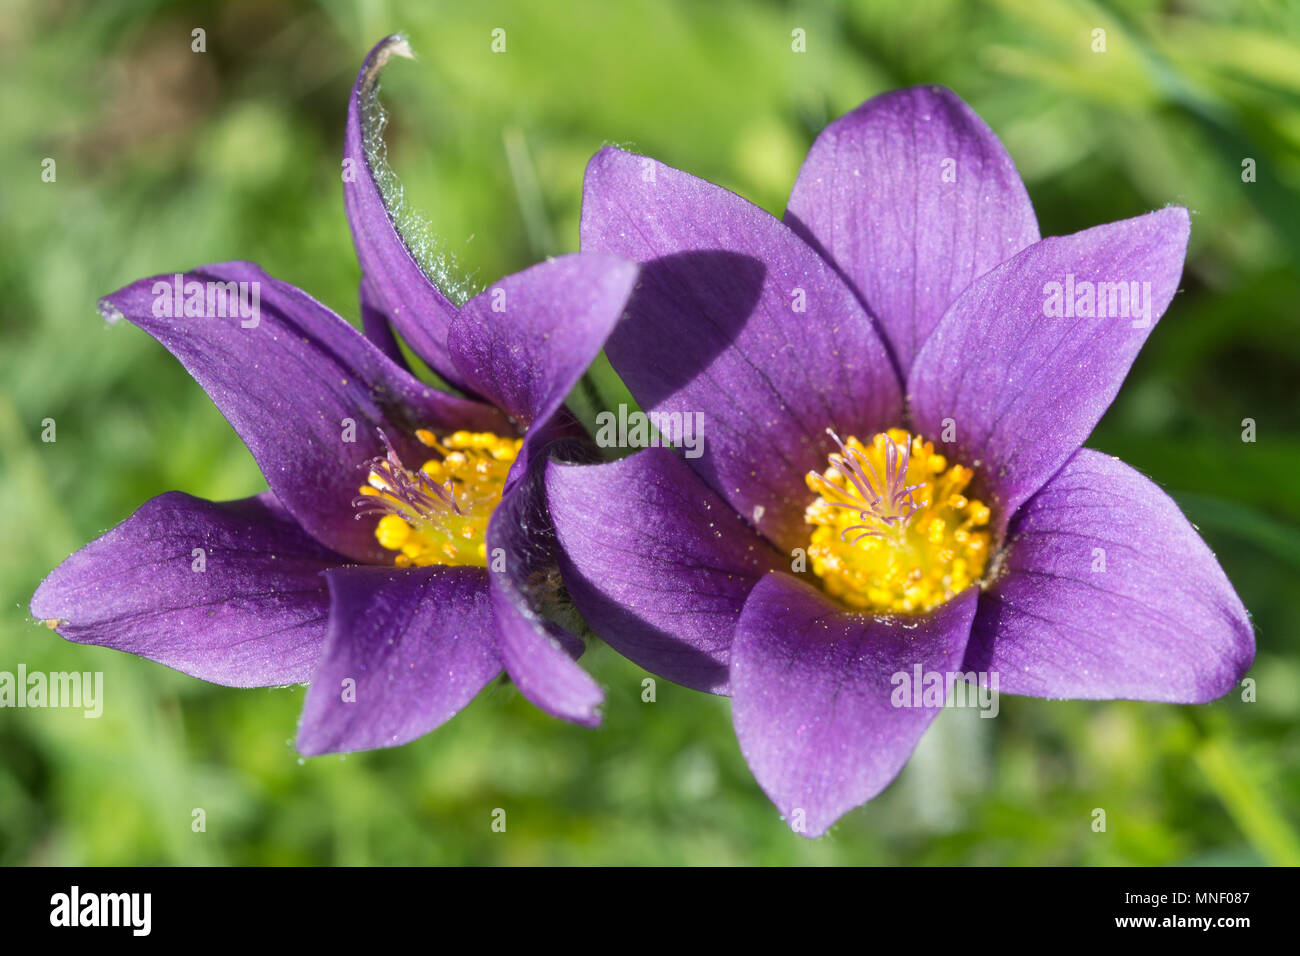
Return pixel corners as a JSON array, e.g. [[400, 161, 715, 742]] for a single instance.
[[30, 36, 637, 754], [548, 87, 1254, 835]]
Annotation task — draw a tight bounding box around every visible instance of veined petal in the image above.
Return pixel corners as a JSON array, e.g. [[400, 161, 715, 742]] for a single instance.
[[343, 35, 469, 388], [548, 448, 785, 695], [486, 454, 603, 726], [908, 207, 1190, 527], [359, 273, 411, 371], [296, 565, 501, 755], [450, 253, 638, 429], [965, 449, 1254, 702], [786, 86, 1039, 374], [581, 147, 903, 551], [732, 573, 978, 838], [99, 262, 509, 563], [30, 491, 341, 688]]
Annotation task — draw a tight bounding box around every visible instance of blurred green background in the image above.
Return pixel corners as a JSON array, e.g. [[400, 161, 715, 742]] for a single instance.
[[2, 0, 1299, 865]]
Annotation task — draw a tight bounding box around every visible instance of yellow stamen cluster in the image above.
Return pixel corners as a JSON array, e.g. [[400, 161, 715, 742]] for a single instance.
[[804, 429, 990, 615], [357, 430, 522, 567]]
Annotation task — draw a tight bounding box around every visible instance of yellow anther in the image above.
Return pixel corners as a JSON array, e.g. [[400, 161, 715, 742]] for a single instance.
[[375, 514, 411, 550], [804, 430, 992, 614], [357, 431, 522, 567]]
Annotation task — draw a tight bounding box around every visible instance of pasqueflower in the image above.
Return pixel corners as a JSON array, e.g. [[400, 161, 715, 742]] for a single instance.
[[31, 36, 637, 754], [548, 87, 1254, 835]]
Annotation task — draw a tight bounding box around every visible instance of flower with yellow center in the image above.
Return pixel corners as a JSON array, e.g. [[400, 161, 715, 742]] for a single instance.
[[353, 429, 522, 567], [804, 429, 991, 615]]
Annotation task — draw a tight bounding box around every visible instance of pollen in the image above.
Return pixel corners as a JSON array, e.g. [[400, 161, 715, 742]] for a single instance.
[[804, 429, 991, 615], [353, 430, 522, 567]]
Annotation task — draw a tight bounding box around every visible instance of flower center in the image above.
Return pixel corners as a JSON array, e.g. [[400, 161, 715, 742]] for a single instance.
[[353, 429, 522, 567], [804, 429, 991, 614]]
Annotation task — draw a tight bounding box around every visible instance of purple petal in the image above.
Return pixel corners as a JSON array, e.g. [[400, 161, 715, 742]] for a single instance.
[[296, 565, 501, 755], [908, 207, 1190, 527], [99, 262, 509, 563], [732, 573, 978, 837], [965, 449, 1254, 702], [359, 274, 411, 371], [581, 147, 903, 551], [449, 253, 638, 429], [548, 448, 785, 695], [30, 491, 341, 688], [343, 35, 469, 389], [486, 455, 603, 726], [785, 86, 1039, 374]]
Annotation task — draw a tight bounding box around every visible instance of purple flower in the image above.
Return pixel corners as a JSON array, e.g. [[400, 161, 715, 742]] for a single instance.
[[30, 36, 637, 754], [547, 87, 1255, 835]]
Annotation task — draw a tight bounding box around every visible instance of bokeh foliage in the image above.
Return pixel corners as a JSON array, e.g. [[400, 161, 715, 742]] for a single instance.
[[1, 0, 1298, 864]]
